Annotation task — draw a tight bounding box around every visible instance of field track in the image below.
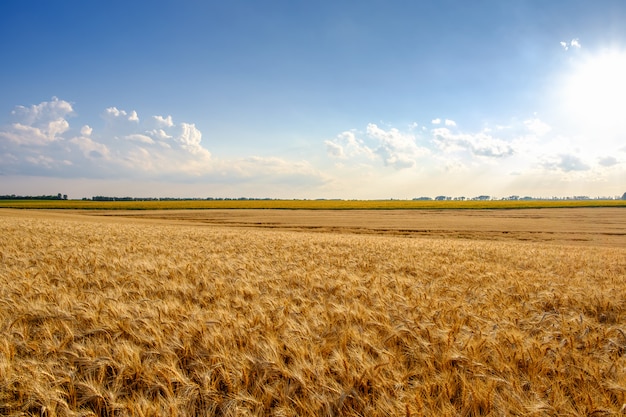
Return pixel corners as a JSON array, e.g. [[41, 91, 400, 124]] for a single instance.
[[0, 208, 625, 416]]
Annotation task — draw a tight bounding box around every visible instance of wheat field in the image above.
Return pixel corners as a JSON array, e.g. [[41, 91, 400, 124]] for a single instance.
[[0, 209, 625, 416]]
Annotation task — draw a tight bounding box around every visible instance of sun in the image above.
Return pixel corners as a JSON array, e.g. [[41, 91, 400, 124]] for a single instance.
[[560, 49, 626, 129]]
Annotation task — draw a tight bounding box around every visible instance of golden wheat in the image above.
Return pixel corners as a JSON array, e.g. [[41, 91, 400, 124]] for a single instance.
[[0, 210, 624, 416]]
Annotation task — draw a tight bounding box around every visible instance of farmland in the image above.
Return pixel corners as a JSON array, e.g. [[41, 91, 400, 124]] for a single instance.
[[0, 208, 625, 416], [0, 198, 625, 210]]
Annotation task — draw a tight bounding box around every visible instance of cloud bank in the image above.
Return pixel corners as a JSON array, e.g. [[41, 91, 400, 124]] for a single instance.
[[323, 115, 624, 197], [0, 98, 326, 193], [1, 97, 624, 198]]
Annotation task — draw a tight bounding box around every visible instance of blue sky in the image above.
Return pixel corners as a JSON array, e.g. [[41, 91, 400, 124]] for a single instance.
[[1, 1, 625, 199]]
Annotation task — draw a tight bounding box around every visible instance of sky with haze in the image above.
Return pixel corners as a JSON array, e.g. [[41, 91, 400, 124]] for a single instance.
[[1, 1, 625, 199]]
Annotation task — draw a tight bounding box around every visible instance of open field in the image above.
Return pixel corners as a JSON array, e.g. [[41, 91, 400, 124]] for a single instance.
[[86, 207, 626, 248], [1, 209, 625, 416], [1, 198, 625, 210]]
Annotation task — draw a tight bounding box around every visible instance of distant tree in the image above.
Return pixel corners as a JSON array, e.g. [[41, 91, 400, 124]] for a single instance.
[[63, 194, 68, 200], [622, 192, 626, 200]]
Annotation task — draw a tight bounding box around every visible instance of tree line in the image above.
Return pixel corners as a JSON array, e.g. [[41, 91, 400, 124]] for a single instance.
[[0, 193, 67, 200], [2, 193, 626, 201]]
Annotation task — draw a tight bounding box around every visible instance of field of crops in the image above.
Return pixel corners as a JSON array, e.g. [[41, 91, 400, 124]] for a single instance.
[[1, 209, 625, 416], [1, 198, 625, 210]]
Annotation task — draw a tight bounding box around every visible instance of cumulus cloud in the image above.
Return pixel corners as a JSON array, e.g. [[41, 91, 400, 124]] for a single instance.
[[0, 98, 330, 190], [0, 99, 216, 178], [325, 124, 428, 169], [366, 123, 428, 168], [80, 125, 93, 137], [147, 129, 173, 141], [105, 107, 125, 118], [325, 130, 375, 160], [3, 97, 623, 198], [0, 97, 73, 145], [69, 135, 111, 160], [11, 96, 73, 125], [176, 123, 210, 157], [104, 107, 140, 123], [326, 121, 519, 172], [1, 123, 52, 146], [153, 115, 174, 128], [432, 127, 514, 158], [322, 116, 626, 197]]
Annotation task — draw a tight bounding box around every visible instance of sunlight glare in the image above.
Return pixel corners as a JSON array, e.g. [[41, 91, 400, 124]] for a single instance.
[[561, 49, 626, 129]]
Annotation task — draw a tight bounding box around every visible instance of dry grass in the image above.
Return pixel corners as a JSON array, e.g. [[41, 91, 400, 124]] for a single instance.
[[96, 207, 626, 247], [0, 210, 625, 416]]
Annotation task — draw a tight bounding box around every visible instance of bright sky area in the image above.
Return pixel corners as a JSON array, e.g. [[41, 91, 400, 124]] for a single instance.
[[1, 1, 625, 199]]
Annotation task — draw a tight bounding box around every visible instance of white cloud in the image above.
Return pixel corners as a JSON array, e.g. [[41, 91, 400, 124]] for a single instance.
[[326, 122, 519, 173], [176, 123, 210, 158], [0, 99, 220, 180], [560, 38, 581, 51], [0, 97, 73, 145], [153, 115, 174, 128], [125, 134, 155, 144], [104, 107, 139, 122], [1, 123, 50, 146], [80, 125, 93, 137], [1, 118, 69, 146], [325, 124, 428, 169], [105, 107, 126, 118], [432, 127, 514, 158], [366, 123, 428, 169], [48, 119, 70, 139], [70, 135, 111, 160], [10, 97, 73, 125], [2, 97, 623, 198], [147, 128, 173, 140], [524, 117, 551, 136], [325, 130, 375, 160]]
